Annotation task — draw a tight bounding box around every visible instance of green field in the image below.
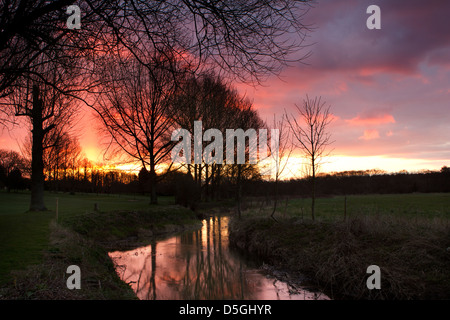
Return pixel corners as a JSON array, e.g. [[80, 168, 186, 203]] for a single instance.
[[0, 190, 173, 285], [231, 192, 450, 299], [248, 193, 450, 221]]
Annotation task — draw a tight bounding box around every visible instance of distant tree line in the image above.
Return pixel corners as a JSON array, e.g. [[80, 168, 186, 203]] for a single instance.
[[2, 144, 448, 207], [0, 147, 139, 194], [243, 167, 450, 199]]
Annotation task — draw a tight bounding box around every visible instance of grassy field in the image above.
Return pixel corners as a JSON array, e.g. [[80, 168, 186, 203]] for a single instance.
[[0, 190, 175, 285], [230, 192, 450, 299], [245, 193, 450, 221]]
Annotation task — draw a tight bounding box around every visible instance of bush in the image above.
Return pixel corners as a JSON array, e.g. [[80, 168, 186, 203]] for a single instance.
[[174, 173, 200, 210]]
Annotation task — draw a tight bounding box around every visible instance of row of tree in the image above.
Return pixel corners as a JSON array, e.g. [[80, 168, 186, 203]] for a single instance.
[[0, 0, 313, 212], [244, 167, 450, 199], [0, 148, 138, 193]]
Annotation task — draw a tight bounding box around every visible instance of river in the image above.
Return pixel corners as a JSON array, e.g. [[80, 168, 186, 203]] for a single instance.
[[108, 215, 329, 300]]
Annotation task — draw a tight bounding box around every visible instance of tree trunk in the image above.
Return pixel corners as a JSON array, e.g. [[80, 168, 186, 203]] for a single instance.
[[270, 179, 279, 221], [205, 164, 209, 201], [311, 156, 315, 221], [29, 85, 47, 211], [237, 165, 242, 218], [149, 166, 157, 205]]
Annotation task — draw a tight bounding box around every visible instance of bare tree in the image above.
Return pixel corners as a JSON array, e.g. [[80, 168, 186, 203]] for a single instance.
[[228, 98, 265, 218], [266, 113, 294, 221], [85, 1, 313, 84], [96, 52, 184, 204], [0, 0, 314, 210], [1, 1, 314, 126], [287, 96, 333, 221], [170, 73, 247, 201], [171, 73, 265, 210], [0, 149, 28, 177], [11, 54, 79, 211], [0, 0, 75, 99]]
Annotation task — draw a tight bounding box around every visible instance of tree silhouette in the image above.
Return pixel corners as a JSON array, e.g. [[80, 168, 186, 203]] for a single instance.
[[287, 96, 333, 221], [12, 55, 79, 211], [267, 113, 294, 221], [7, 168, 25, 192], [96, 52, 184, 204], [0, 0, 76, 99]]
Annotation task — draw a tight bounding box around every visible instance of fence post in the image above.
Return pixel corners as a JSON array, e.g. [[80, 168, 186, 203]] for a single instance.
[[56, 198, 59, 222], [344, 195, 347, 221]]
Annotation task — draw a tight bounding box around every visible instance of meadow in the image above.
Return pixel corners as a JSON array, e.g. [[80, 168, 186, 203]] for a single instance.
[[230, 192, 450, 299], [251, 192, 450, 221]]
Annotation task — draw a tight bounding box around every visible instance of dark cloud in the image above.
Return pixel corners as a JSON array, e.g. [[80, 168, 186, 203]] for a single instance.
[[302, 0, 450, 74]]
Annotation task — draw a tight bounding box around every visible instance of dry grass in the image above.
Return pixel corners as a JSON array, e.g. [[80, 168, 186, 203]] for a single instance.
[[229, 213, 450, 300]]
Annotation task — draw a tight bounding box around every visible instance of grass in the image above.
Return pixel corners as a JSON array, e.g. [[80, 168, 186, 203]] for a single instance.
[[244, 193, 450, 221], [230, 193, 450, 299], [0, 190, 184, 287]]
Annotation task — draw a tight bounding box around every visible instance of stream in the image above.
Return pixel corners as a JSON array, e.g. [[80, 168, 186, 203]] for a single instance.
[[108, 215, 329, 300]]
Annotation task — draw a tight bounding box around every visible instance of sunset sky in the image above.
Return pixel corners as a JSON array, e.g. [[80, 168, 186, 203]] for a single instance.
[[239, 0, 450, 176], [1, 0, 449, 178]]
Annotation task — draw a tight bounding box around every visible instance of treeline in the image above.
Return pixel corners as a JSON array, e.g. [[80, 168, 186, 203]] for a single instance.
[[0, 148, 138, 194], [2, 144, 448, 206], [243, 167, 450, 198]]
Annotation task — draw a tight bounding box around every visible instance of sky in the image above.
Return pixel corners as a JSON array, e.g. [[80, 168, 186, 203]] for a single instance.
[[1, 0, 449, 177], [237, 0, 450, 176]]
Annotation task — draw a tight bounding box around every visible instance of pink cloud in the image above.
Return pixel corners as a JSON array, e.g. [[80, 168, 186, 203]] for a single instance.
[[346, 113, 395, 126], [358, 129, 380, 140]]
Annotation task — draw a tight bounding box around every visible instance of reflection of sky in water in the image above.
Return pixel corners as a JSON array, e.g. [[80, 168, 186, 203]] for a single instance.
[[108, 217, 329, 300]]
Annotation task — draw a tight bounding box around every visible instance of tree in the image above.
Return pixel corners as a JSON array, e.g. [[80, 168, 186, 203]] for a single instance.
[[266, 114, 294, 221], [11, 54, 79, 210], [170, 73, 244, 201], [85, 1, 313, 84], [0, 149, 29, 191], [287, 96, 333, 221], [7, 168, 25, 192], [226, 97, 265, 217], [96, 52, 183, 204], [44, 131, 82, 191], [171, 73, 265, 208], [0, 164, 6, 188], [0, 0, 76, 99], [1, 1, 313, 125], [0, 149, 28, 177]]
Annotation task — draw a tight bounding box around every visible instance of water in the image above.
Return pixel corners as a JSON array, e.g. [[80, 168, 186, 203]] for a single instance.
[[108, 216, 329, 300]]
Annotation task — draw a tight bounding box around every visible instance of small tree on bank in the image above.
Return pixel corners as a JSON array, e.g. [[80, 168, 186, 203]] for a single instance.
[[287, 96, 333, 221]]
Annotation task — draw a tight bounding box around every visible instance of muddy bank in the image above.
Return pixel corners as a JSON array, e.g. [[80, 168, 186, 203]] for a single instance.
[[228, 216, 450, 300]]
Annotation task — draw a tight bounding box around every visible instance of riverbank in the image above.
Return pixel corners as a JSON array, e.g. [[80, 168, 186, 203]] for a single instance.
[[2, 192, 449, 300], [228, 213, 450, 299], [0, 205, 202, 299]]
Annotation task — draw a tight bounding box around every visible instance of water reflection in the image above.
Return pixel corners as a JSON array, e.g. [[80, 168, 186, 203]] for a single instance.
[[108, 216, 329, 300]]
